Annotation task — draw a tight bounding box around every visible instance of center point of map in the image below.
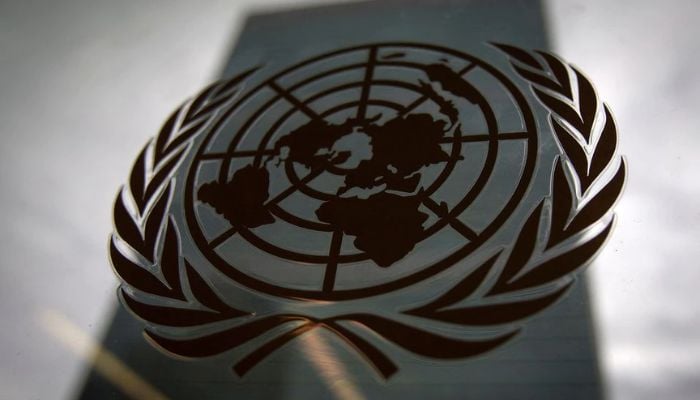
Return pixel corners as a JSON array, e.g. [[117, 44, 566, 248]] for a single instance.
[[322, 126, 373, 171]]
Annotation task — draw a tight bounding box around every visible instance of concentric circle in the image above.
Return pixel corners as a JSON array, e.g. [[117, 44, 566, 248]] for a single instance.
[[184, 43, 537, 300]]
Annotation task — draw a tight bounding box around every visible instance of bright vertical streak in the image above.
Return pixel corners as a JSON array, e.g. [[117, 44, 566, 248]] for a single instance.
[[37, 308, 169, 400], [299, 328, 366, 400]]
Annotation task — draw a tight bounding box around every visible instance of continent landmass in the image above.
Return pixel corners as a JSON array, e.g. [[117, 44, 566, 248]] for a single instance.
[[276, 113, 451, 195], [199, 63, 477, 267], [198, 165, 273, 229], [316, 192, 429, 267]]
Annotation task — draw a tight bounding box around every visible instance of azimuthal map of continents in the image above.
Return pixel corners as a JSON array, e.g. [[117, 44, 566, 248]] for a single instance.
[[110, 42, 624, 378], [186, 44, 538, 300]]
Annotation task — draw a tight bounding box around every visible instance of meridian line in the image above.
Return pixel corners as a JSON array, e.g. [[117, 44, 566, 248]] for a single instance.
[[399, 62, 476, 116], [422, 197, 478, 241], [459, 62, 478, 76], [322, 230, 343, 292], [209, 227, 237, 249], [356, 47, 378, 120], [440, 131, 529, 144], [268, 81, 321, 121], [268, 168, 323, 204], [208, 169, 324, 248]]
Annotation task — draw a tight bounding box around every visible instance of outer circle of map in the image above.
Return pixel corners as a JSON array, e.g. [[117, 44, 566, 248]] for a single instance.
[[184, 42, 538, 301]]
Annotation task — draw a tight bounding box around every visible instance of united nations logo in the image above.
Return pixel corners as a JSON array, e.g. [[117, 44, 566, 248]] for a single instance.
[[110, 43, 625, 378]]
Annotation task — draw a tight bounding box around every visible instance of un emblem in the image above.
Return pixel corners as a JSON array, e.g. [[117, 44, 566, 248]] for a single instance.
[[110, 43, 625, 378]]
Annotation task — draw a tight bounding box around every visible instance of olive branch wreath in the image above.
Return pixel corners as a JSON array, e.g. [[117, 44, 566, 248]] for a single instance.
[[110, 44, 625, 379]]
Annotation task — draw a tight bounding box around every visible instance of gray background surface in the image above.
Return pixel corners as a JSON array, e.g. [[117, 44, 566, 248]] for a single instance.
[[78, 1, 603, 398], [1, 1, 699, 399]]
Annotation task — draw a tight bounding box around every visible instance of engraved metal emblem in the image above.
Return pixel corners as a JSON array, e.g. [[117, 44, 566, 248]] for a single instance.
[[110, 43, 625, 378]]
